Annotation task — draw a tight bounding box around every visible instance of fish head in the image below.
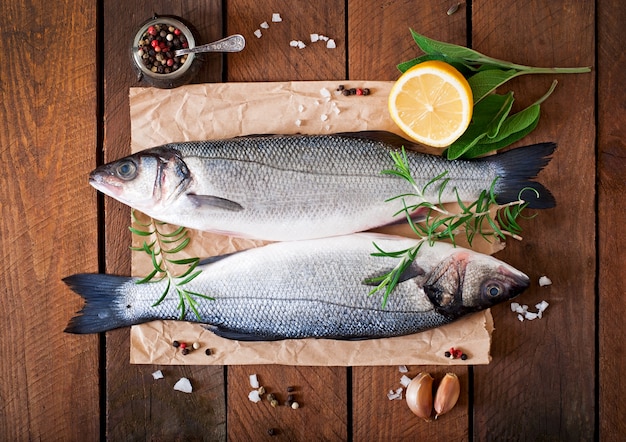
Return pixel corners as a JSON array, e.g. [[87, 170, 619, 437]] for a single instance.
[[423, 249, 529, 318], [89, 147, 190, 212]]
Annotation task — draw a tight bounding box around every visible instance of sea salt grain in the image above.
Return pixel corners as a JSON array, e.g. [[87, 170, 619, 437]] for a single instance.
[[248, 390, 262, 403], [249, 374, 259, 389], [398, 365, 408, 373], [254, 29, 262, 38], [152, 370, 164, 380], [539, 276, 552, 287], [326, 39, 336, 49], [400, 375, 412, 388], [260, 21, 269, 29], [173, 377, 193, 393], [310, 33, 319, 42], [272, 13, 282, 22], [387, 387, 403, 401]]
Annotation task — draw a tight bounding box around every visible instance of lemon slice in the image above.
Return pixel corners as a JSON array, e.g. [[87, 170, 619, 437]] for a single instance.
[[388, 60, 473, 148]]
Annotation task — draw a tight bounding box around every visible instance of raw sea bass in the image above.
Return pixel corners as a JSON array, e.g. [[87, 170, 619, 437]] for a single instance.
[[64, 233, 529, 340], [89, 131, 556, 241]]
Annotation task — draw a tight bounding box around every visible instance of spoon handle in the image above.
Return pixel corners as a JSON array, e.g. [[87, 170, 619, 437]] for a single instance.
[[174, 34, 246, 56]]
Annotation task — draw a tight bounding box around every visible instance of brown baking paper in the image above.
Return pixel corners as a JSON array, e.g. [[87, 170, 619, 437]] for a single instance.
[[128, 81, 500, 366]]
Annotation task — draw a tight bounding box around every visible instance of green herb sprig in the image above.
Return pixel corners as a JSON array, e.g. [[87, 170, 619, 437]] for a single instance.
[[130, 210, 213, 320], [368, 148, 533, 307], [399, 31, 590, 160]]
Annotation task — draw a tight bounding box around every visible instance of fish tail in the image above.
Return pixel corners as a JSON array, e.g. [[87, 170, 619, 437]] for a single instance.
[[488, 142, 557, 209], [63, 274, 135, 334]]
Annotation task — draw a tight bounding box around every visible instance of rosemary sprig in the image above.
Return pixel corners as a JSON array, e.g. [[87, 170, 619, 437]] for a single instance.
[[130, 210, 213, 320], [368, 148, 534, 308]]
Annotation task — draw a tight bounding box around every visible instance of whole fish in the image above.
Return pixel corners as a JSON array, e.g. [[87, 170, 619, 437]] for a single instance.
[[64, 233, 529, 340], [90, 131, 555, 241]]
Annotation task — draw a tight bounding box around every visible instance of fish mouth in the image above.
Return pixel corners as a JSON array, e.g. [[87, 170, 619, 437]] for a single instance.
[[499, 265, 530, 299], [89, 170, 123, 197]]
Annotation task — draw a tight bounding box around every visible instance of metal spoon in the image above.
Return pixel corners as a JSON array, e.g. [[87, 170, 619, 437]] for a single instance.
[[174, 34, 246, 57]]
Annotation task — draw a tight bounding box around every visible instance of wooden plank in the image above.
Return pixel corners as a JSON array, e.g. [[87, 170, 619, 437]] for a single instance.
[[102, 2, 226, 439], [597, 0, 626, 438], [228, 365, 348, 440], [472, 1, 595, 439], [0, 0, 99, 439], [349, 1, 470, 439], [225, 2, 348, 440]]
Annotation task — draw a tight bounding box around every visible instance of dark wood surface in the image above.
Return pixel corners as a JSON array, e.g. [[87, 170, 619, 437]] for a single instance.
[[1, 0, 623, 440]]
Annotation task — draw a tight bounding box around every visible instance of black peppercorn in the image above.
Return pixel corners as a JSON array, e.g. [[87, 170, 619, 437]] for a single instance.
[[286, 386, 295, 392], [182, 348, 190, 355], [444, 351, 451, 358], [461, 353, 468, 360], [172, 340, 180, 348], [362, 88, 370, 95], [205, 348, 212, 356], [337, 85, 345, 91]]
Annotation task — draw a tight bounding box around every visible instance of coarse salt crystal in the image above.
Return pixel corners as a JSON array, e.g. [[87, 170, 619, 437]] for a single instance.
[[289, 40, 299, 47], [297, 41, 306, 49], [320, 114, 328, 122], [387, 387, 403, 401], [298, 104, 304, 112], [152, 370, 164, 380], [539, 276, 552, 287], [398, 365, 408, 373], [400, 375, 412, 388], [272, 13, 282, 22], [510, 302, 520, 312], [319, 35, 329, 41], [310, 33, 319, 42], [536, 300, 549, 312], [248, 390, 262, 403], [326, 39, 336, 49], [295, 119, 302, 127], [253, 29, 262, 39], [319, 88, 331, 98], [517, 314, 525, 322], [173, 377, 193, 393], [260, 21, 269, 29], [524, 312, 539, 321], [249, 374, 259, 389]]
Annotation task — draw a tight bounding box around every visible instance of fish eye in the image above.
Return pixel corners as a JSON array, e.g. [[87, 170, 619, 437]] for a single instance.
[[116, 161, 137, 180], [485, 283, 502, 297]]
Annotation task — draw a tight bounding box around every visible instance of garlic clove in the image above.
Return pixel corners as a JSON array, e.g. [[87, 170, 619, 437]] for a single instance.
[[405, 372, 434, 421], [434, 372, 461, 418]]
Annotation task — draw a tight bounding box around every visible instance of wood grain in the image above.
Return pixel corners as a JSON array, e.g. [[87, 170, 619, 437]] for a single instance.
[[0, 0, 99, 439], [102, 1, 227, 439], [598, 0, 626, 438], [472, 1, 595, 439]]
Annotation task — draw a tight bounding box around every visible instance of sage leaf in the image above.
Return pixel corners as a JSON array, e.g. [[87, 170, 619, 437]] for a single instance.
[[446, 92, 515, 159], [467, 69, 521, 103]]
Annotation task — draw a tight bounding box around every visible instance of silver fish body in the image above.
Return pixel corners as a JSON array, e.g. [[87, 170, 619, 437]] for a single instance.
[[64, 233, 530, 340], [90, 131, 555, 241]]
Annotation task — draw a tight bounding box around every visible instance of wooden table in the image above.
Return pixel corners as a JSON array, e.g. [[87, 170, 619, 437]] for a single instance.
[[1, 0, 623, 440]]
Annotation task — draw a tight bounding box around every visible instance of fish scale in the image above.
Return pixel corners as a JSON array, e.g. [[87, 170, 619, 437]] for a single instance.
[[89, 131, 556, 240]]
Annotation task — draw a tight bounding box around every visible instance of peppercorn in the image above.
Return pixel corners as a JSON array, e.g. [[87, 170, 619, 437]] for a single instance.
[[444, 351, 451, 358], [192, 342, 200, 350], [337, 85, 345, 91], [349, 88, 357, 95], [182, 348, 190, 355], [461, 353, 468, 360], [205, 348, 212, 356], [267, 428, 276, 436], [342, 89, 351, 96], [172, 340, 181, 348], [287, 394, 294, 402], [286, 386, 295, 392], [362, 88, 370, 95], [179, 342, 187, 350], [291, 401, 300, 409], [356, 88, 363, 96]]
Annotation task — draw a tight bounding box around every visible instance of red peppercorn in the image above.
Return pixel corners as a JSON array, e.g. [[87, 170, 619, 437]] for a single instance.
[[174, 28, 181, 35], [180, 342, 187, 349], [151, 39, 159, 48], [147, 26, 156, 36], [167, 58, 174, 67], [356, 88, 363, 96]]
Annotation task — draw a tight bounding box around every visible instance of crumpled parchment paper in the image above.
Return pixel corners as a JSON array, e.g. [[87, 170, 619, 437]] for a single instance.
[[128, 81, 501, 366]]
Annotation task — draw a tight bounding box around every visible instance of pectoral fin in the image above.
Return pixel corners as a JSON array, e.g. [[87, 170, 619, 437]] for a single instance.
[[362, 264, 426, 287], [187, 194, 243, 212]]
